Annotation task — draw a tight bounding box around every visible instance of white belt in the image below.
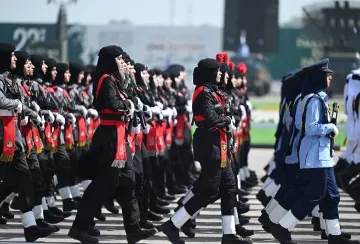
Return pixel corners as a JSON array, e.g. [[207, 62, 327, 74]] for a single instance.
[[0, 109, 15, 116]]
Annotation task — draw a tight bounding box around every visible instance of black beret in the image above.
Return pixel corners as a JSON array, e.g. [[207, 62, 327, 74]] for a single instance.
[[129, 59, 135, 65], [152, 68, 162, 76], [45, 58, 57, 69], [168, 64, 185, 71], [14, 51, 30, 63], [303, 58, 333, 74], [148, 69, 155, 77], [56, 62, 69, 73], [0, 43, 15, 55], [134, 63, 147, 73], [123, 52, 130, 63], [70, 62, 85, 74], [197, 58, 220, 70], [31, 54, 45, 66], [98, 45, 123, 58], [167, 65, 182, 77], [162, 71, 170, 80]]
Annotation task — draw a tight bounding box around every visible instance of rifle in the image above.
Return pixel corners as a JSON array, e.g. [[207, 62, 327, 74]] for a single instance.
[[329, 102, 339, 157], [126, 78, 146, 130]]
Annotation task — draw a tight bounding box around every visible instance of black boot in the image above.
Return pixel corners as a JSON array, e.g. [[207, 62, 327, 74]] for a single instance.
[[95, 208, 106, 221], [161, 220, 185, 244], [157, 198, 170, 206], [236, 225, 254, 237], [36, 218, 59, 233], [49, 206, 72, 218], [258, 210, 276, 233], [126, 228, 158, 244], [0, 202, 14, 219], [169, 186, 188, 195], [261, 175, 268, 183], [237, 201, 250, 214], [348, 180, 360, 200], [238, 188, 251, 196], [143, 210, 163, 221], [269, 223, 293, 243], [10, 196, 20, 210], [328, 234, 360, 244], [221, 234, 253, 244], [62, 198, 78, 212], [334, 158, 350, 174], [256, 189, 271, 207], [181, 219, 195, 238], [238, 216, 250, 226], [337, 163, 360, 190], [88, 227, 101, 237], [44, 210, 64, 224], [140, 219, 155, 229], [321, 230, 351, 240], [68, 227, 99, 244], [0, 216, 7, 225], [150, 204, 170, 215], [104, 201, 119, 214], [312, 217, 322, 231], [239, 196, 249, 203], [24, 225, 54, 242], [355, 201, 360, 212], [159, 193, 176, 201]]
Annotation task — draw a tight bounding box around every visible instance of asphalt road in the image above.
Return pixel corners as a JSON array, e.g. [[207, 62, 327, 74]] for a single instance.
[[0, 148, 359, 244]]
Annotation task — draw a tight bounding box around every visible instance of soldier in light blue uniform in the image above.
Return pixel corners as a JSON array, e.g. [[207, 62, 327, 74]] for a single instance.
[[269, 59, 360, 244], [259, 68, 304, 233]]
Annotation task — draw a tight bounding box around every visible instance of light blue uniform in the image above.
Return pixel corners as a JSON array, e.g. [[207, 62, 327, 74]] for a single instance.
[[298, 91, 336, 169]]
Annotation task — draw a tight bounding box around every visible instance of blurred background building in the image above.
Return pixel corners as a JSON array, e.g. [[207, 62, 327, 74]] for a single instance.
[[1, 0, 360, 96]]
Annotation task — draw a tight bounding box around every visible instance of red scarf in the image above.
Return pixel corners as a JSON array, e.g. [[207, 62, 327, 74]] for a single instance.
[[31, 125, 43, 154], [52, 122, 60, 152], [87, 118, 95, 144], [0, 116, 17, 162], [145, 121, 157, 156], [22, 123, 33, 158], [44, 122, 54, 151], [175, 114, 187, 145], [217, 128, 228, 168], [128, 133, 136, 156], [157, 122, 166, 154], [76, 116, 87, 147], [165, 121, 173, 147], [136, 131, 143, 149], [65, 123, 73, 150]]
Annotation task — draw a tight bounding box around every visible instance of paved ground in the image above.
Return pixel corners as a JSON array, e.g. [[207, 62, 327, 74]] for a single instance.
[[0, 148, 359, 244]]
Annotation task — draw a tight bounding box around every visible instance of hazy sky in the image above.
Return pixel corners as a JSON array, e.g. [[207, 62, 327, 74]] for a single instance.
[[0, 0, 340, 26]]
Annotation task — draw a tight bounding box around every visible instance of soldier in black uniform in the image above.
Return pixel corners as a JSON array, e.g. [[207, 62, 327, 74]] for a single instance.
[[0, 43, 53, 241], [68, 45, 157, 244], [161, 58, 252, 244]]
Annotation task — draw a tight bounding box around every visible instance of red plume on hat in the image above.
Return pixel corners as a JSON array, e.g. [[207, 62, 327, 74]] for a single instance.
[[237, 62, 247, 75], [216, 53, 224, 63], [228, 62, 235, 70], [223, 53, 229, 65]]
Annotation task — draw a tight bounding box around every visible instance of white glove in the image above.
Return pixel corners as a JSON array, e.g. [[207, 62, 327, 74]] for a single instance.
[[155, 101, 164, 110], [20, 116, 29, 126], [142, 124, 150, 134], [246, 100, 253, 111], [135, 97, 143, 112], [231, 116, 236, 124], [227, 120, 236, 133], [131, 124, 141, 134], [127, 100, 135, 116], [186, 104, 192, 113], [86, 117, 91, 125], [55, 113, 65, 125], [173, 119, 178, 126], [32, 114, 42, 126], [172, 107, 177, 118], [159, 112, 164, 120], [78, 105, 88, 117], [40, 116, 45, 131], [45, 110, 55, 123], [31, 101, 40, 113], [239, 105, 247, 120], [161, 108, 173, 117], [151, 106, 161, 115], [143, 105, 152, 121], [14, 100, 22, 114], [332, 125, 339, 138], [67, 113, 76, 126], [88, 108, 99, 119]]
